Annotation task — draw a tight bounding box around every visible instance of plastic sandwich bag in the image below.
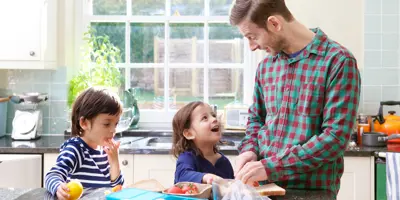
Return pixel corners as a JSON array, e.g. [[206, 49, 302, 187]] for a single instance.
[[212, 179, 271, 200]]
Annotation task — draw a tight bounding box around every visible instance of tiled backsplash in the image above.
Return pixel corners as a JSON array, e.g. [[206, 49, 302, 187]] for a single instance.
[[3, 67, 68, 134], [2, 0, 400, 134], [362, 0, 400, 115]]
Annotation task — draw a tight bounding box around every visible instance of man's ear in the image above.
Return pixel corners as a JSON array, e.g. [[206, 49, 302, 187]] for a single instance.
[[183, 129, 195, 140], [79, 117, 91, 131], [266, 15, 282, 32]]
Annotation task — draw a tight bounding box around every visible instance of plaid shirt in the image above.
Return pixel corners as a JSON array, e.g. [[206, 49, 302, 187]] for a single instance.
[[239, 28, 361, 193]]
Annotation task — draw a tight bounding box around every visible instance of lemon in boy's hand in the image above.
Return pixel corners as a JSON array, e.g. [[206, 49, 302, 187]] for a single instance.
[[66, 180, 83, 200]]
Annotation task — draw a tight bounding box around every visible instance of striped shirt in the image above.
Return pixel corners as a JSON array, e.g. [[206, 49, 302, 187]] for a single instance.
[[239, 28, 361, 193], [45, 137, 124, 196]]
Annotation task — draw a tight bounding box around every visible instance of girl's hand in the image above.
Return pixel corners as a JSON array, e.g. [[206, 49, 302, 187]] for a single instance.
[[202, 174, 222, 184], [56, 183, 70, 200], [104, 139, 121, 165]]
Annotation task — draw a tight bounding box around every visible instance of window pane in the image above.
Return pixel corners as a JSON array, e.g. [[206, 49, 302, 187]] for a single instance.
[[210, 0, 231, 16], [170, 23, 204, 63], [118, 67, 126, 97], [131, 23, 165, 63], [169, 68, 203, 109], [171, 0, 204, 16], [208, 68, 243, 109], [91, 22, 126, 62], [130, 68, 165, 110], [132, 0, 165, 16], [93, 0, 126, 15], [209, 23, 244, 63]]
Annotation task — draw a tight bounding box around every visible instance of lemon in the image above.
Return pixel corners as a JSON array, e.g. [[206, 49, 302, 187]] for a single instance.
[[66, 180, 83, 200]]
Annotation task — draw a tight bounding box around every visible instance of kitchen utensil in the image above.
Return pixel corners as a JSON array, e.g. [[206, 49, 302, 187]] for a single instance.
[[362, 132, 400, 147], [373, 101, 400, 143], [9, 95, 23, 104], [224, 102, 249, 130], [11, 93, 48, 140], [18, 92, 48, 103]]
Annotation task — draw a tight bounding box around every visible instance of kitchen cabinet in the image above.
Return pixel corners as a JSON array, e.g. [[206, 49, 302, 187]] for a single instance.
[[337, 156, 375, 200], [0, 0, 57, 69], [43, 153, 134, 187], [133, 154, 177, 188], [119, 154, 134, 186], [0, 154, 42, 187]]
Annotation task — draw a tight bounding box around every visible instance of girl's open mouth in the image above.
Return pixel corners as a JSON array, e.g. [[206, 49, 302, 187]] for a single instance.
[[211, 125, 220, 132]]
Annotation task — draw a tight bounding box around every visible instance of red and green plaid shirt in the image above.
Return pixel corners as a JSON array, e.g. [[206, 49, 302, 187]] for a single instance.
[[239, 28, 361, 193]]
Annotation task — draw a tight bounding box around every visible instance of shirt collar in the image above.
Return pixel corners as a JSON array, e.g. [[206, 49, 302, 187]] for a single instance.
[[274, 27, 329, 61]]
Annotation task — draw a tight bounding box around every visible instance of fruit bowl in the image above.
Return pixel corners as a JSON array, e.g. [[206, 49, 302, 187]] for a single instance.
[[162, 182, 212, 199]]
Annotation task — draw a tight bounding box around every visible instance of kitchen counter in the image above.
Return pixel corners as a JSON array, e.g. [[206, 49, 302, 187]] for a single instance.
[[1, 187, 336, 200], [0, 130, 397, 156]]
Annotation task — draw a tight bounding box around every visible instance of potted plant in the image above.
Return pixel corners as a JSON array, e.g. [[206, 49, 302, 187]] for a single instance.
[[68, 27, 123, 109]]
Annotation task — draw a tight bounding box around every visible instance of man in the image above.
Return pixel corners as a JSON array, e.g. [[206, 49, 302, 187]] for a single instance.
[[230, 0, 361, 195]]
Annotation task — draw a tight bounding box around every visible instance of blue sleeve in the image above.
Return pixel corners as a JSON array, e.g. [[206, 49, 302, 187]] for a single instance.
[[111, 170, 124, 187], [44, 144, 81, 196], [174, 152, 205, 184]]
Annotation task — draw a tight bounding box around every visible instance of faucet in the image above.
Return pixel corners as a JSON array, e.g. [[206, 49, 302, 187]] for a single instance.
[[211, 104, 218, 115]]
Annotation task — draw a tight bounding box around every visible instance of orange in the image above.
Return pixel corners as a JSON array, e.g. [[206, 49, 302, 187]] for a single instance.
[[66, 180, 83, 200]]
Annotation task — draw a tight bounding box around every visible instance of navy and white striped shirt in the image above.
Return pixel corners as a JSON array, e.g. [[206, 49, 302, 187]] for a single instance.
[[45, 137, 124, 195]]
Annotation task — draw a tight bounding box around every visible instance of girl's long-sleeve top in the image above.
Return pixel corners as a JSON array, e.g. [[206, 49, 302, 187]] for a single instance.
[[174, 150, 234, 184], [44, 137, 124, 195]]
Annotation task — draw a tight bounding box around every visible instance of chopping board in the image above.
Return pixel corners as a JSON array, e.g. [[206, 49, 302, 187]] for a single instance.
[[255, 183, 286, 196]]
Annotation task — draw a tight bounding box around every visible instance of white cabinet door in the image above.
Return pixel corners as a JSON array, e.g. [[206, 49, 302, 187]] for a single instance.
[[0, 154, 42, 188], [119, 154, 134, 186], [44, 153, 134, 187], [133, 155, 177, 188], [338, 156, 374, 200], [0, 0, 42, 61], [43, 153, 58, 184]]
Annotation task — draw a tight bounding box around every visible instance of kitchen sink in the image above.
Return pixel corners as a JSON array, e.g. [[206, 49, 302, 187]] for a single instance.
[[146, 137, 173, 149], [144, 137, 238, 150], [117, 136, 145, 148]]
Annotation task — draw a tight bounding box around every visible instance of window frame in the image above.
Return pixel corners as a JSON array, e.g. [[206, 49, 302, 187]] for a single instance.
[[77, 0, 259, 126]]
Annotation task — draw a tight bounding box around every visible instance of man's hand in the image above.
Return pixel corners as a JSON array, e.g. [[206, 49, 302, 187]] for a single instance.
[[235, 161, 268, 184], [234, 151, 257, 176]]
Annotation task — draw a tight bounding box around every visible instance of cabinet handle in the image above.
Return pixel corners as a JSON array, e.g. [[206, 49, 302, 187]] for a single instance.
[[29, 51, 35, 56], [122, 160, 128, 166]]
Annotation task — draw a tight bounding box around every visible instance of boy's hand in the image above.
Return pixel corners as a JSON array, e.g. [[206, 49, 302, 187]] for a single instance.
[[56, 183, 70, 200], [104, 139, 121, 165]]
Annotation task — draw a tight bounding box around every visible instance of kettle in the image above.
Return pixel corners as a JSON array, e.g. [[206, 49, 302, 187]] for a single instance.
[[122, 88, 140, 129], [373, 101, 400, 143]]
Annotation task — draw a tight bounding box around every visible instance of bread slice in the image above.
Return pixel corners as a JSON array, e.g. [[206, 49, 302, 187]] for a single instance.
[[126, 179, 166, 192], [255, 183, 286, 196]]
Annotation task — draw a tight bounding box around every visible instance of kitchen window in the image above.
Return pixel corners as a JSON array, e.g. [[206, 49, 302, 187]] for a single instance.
[[79, 0, 257, 125]]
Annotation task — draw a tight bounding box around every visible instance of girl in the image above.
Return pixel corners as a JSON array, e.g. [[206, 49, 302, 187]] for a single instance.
[[45, 87, 124, 200], [172, 101, 234, 184]]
